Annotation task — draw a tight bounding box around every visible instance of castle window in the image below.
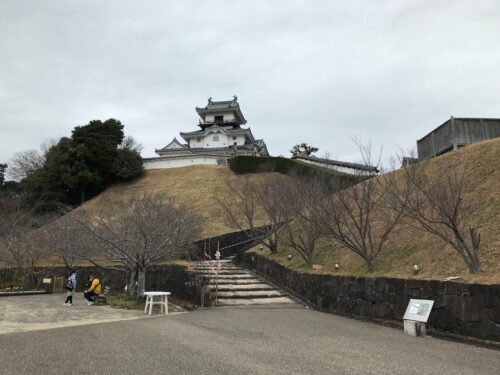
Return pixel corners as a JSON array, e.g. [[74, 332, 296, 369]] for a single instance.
[[213, 136, 219, 142], [214, 115, 223, 123], [232, 136, 237, 140], [197, 137, 201, 142]]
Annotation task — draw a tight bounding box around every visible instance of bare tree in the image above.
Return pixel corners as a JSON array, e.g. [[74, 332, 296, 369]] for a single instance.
[[398, 159, 482, 273], [70, 193, 201, 297], [7, 139, 57, 181], [218, 175, 288, 253], [41, 215, 81, 272], [0, 196, 54, 288], [317, 142, 406, 272], [119, 136, 144, 153], [280, 177, 324, 265]]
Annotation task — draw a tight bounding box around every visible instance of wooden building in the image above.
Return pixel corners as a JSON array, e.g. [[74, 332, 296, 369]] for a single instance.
[[417, 117, 500, 160]]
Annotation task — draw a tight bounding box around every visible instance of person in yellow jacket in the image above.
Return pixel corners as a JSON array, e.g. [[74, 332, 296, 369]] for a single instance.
[[84, 275, 102, 305]]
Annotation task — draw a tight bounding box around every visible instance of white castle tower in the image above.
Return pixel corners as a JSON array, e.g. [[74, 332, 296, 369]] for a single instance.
[[144, 96, 268, 170]]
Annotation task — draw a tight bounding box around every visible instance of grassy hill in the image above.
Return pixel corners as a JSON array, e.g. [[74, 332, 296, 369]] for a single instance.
[[74, 165, 275, 239], [251, 138, 500, 284], [70, 138, 500, 284]]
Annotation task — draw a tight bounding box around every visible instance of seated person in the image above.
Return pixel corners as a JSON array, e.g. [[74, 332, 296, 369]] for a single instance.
[[83, 274, 102, 305]]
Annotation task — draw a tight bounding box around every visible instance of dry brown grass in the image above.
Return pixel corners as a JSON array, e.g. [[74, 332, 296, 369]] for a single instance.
[[250, 138, 500, 285], [72, 165, 277, 239], [54, 139, 499, 284]]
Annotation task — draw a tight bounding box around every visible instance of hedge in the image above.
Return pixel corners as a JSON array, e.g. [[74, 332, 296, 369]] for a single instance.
[[229, 156, 359, 188]]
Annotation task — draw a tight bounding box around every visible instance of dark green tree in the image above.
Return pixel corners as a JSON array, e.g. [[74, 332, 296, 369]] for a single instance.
[[21, 119, 143, 207], [71, 118, 124, 185], [290, 143, 319, 157], [113, 137, 144, 180]]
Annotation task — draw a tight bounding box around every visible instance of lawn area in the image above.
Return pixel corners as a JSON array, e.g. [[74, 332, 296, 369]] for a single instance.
[[109, 292, 197, 311]]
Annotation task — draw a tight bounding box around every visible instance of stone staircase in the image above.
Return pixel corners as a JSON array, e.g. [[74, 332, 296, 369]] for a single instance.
[[191, 257, 298, 306]]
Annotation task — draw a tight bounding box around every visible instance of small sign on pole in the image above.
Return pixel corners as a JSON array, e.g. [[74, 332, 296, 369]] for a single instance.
[[403, 299, 434, 337], [312, 264, 322, 271]]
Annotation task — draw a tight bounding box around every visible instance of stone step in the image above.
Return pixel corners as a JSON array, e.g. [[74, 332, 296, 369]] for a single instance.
[[210, 279, 262, 285], [192, 259, 234, 265], [196, 270, 248, 275], [193, 265, 243, 270], [216, 296, 297, 306], [213, 274, 256, 279], [216, 290, 286, 298], [210, 284, 274, 292], [191, 259, 296, 307], [193, 267, 248, 272]]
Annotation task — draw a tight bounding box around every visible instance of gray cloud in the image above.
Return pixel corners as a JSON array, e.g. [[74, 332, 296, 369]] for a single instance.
[[1, 0, 499, 171]]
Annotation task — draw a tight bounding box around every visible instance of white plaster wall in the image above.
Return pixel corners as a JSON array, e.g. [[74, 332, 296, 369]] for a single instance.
[[189, 138, 204, 148], [298, 158, 373, 176], [228, 134, 245, 146], [187, 133, 246, 148], [144, 157, 221, 170], [203, 131, 228, 148]]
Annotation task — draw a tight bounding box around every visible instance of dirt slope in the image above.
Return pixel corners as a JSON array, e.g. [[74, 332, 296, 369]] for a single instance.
[[73, 138, 500, 283], [254, 138, 500, 284], [75, 165, 273, 239]]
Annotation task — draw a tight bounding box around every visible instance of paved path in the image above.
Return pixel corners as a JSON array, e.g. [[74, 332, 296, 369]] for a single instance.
[[0, 305, 498, 374], [0, 294, 183, 335]]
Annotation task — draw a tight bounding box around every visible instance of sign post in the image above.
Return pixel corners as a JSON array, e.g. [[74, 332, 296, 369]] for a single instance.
[[214, 246, 221, 306], [403, 299, 434, 337]]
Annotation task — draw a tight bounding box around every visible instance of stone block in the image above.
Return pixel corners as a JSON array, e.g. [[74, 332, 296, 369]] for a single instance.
[[374, 277, 389, 292], [483, 291, 499, 309], [486, 306, 500, 324], [404, 279, 426, 290], [442, 281, 469, 296], [387, 278, 405, 296], [366, 288, 379, 303], [373, 301, 394, 319], [462, 321, 500, 342]]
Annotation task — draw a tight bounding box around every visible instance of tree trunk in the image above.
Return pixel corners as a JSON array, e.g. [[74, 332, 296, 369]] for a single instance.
[[137, 266, 147, 297], [267, 234, 278, 254], [366, 257, 376, 272], [127, 264, 147, 297], [127, 269, 137, 297], [469, 228, 482, 273]]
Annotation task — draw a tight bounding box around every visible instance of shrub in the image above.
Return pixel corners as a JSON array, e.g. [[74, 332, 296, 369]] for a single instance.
[[229, 156, 359, 188]]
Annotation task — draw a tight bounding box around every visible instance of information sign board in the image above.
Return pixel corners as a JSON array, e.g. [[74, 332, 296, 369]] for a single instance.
[[403, 299, 434, 323]]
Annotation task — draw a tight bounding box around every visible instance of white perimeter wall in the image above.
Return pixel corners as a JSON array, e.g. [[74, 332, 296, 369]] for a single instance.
[[299, 158, 370, 176], [144, 157, 223, 170]]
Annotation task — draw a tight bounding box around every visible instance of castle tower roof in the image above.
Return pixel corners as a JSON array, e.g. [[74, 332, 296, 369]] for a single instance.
[[195, 96, 247, 127]]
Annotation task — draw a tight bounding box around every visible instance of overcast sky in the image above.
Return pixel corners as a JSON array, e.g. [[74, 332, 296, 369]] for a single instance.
[[1, 0, 499, 171]]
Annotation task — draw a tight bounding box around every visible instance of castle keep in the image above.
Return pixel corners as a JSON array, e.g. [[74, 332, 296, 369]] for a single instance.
[[144, 97, 268, 170]]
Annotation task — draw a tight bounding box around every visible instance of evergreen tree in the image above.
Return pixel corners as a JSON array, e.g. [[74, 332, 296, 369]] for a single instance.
[[21, 119, 142, 207], [290, 143, 319, 157]]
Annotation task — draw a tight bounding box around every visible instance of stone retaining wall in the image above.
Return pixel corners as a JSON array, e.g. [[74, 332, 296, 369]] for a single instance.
[[238, 252, 500, 342]]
